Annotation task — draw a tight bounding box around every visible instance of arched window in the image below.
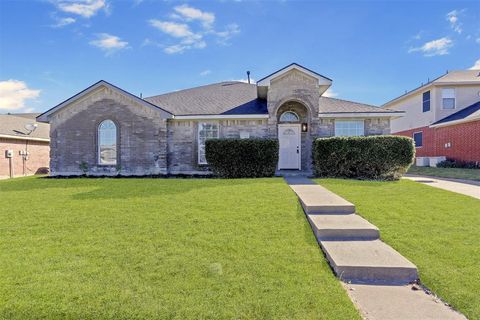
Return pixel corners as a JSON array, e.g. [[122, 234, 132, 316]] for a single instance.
[[98, 120, 117, 165], [279, 111, 300, 122]]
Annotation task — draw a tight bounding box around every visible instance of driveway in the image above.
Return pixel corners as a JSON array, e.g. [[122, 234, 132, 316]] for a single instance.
[[404, 175, 480, 200]]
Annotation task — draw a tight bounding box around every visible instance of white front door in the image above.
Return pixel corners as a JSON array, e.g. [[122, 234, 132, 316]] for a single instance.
[[278, 124, 301, 169]]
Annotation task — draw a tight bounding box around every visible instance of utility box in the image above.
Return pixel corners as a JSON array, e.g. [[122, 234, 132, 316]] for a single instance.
[[415, 157, 429, 167], [5, 150, 13, 158]]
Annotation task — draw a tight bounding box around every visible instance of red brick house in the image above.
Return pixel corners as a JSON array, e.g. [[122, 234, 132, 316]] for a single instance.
[[0, 113, 50, 178], [383, 70, 480, 165]]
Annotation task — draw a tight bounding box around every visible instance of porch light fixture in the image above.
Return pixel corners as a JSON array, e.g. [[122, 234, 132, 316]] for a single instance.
[[301, 123, 308, 132]]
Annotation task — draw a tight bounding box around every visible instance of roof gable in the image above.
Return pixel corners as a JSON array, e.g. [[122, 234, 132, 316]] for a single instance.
[[257, 63, 332, 86], [383, 70, 480, 108], [37, 80, 173, 123]]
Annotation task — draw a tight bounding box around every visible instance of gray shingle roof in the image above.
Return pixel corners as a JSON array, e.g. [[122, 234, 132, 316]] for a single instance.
[[319, 97, 400, 113], [145, 81, 267, 116], [145, 81, 399, 116], [0, 113, 50, 140], [432, 100, 480, 125]]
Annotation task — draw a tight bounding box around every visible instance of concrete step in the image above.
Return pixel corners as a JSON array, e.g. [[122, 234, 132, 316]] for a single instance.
[[308, 214, 380, 240], [288, 183, 355, 214], [320, 240, 418, 284]]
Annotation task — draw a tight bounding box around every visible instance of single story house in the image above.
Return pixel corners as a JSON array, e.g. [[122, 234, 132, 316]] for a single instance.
[[37, 63, 404, 176], [383, 69, 480, 164], [0, 113, 50, 178]]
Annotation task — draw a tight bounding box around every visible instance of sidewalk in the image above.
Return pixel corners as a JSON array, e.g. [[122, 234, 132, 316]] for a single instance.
[[285, 177, 466, 320], [404, 175, 480, 200]]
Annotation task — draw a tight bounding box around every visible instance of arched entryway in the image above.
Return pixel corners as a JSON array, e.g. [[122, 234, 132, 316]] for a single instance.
[[276, 101, 310, 170]]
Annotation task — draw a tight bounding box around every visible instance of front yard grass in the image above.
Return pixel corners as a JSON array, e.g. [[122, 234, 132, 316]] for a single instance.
[[407, 165, 480, 181], [0, 177, 360, 320], [317, 178, 480, 319]]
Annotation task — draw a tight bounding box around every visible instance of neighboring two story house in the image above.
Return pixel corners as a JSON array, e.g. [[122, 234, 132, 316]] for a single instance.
[[383, 70, 480, 164]]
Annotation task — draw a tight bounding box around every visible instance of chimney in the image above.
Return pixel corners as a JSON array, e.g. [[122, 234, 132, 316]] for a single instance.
[[246, 71, 251, 84]]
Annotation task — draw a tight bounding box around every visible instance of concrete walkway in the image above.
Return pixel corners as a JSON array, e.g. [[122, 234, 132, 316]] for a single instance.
[[285, 177, 466, 320], [405, 175, 480, 200]]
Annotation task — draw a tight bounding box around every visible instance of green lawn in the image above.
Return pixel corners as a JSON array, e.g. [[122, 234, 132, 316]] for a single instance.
[[0, 177, 360, 320], [407, 165, 480, 181], [317, 178, 480, 319]]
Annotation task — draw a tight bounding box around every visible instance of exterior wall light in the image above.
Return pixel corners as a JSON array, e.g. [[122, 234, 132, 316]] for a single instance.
[[301, 123, 308, 132]]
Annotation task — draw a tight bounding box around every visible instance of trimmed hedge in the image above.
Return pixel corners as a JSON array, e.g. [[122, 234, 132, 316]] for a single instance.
[[205, 138, 279, 178], [313, 135, 415, 180]]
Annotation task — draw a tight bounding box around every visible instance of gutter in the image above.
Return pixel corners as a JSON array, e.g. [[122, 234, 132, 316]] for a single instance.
[[172, 114, 270, 120], [318, 112, 405, 118], [0, 134, 50, 142], [429, 116, 480, 128]]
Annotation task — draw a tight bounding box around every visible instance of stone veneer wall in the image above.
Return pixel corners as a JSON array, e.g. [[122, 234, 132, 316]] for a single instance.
[[49, 89, 168, 176], [167, 119, 269, 174], [316, 118, 390, 137], [265, 69, 321, 171]]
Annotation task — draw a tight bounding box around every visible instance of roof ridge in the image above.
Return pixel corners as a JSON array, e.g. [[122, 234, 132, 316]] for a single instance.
[[320, 96, 379, 108]]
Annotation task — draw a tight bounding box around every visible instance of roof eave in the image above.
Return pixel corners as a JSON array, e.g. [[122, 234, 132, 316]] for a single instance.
[[37, 80, 173, 123], [0, 134, 50, 142], [430, 116, 480, 128], [319, 111, 405, 119]]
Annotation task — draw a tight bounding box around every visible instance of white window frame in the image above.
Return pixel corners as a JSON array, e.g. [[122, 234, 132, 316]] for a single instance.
[[442, 88, 456, 110], [198, 122, 219, 165], [279, 111, 300, 122], [334, 120, 365, 137], [413, 131, 423, 148], [97, 119, 118, 165]]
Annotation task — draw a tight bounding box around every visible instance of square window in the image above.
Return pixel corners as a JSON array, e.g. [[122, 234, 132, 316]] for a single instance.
[[334, 120, 365, 137], [413, 132, 423, 148], [442, 88, 455, 109]]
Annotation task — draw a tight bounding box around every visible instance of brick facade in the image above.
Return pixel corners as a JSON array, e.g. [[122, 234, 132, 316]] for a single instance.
[[394, 120, 480, 162], [44, 72, 395, 176], [0, 138, 49, 178]]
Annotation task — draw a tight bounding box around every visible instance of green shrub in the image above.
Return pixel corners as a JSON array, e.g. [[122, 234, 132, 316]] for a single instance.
[[437, 158, 480, 169], [313, 135, 415, 180], [205, 139, 279, 178]]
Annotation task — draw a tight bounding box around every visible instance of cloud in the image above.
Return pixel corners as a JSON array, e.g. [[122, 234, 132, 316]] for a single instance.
[[149, 19, 205, 54], [148, 4, 239, 54], [446, 9, 464, 34], [51, 17, 76, 28], [408, 37, 453, 56], [0, 80, 41, 111], [470, 59, 480, 70], [200, 70, 211, 76], [149, 20, 195, 38], [215, 23, 240, 43], [56, 0, 109, 18], [323, 88, 338, 98], [89, 33, 129, 55], [173, 4, 215, 29]]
